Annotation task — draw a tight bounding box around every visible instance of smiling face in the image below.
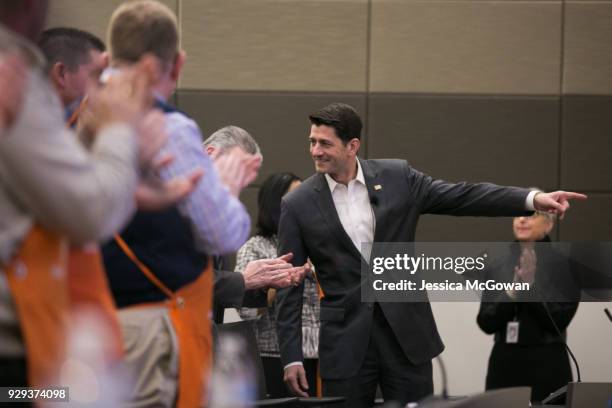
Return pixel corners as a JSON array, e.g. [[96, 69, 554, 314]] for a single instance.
[[308, 124, 359, 183], [513, 212, 554, 242]]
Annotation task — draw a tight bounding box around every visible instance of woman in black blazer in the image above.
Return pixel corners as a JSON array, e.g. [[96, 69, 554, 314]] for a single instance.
[[477, 211, 579, 403]]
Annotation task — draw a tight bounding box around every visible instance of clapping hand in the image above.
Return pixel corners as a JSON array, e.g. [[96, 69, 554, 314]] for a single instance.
[[211, 146, 261, 197], [135, 154, 204, 211], [83, 62, 152, 135], [515, 247, 536, 285], [243, 253, 310, 290]]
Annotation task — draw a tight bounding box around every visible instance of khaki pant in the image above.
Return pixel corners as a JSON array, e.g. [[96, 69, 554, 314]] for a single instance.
[[119, 306, 179, 408]]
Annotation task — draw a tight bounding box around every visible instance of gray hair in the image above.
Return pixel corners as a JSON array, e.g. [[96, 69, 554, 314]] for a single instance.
[[203, 126, 262, 158]]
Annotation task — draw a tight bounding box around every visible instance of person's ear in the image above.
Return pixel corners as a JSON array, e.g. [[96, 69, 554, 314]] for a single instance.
[[348, 138, 360, 156], [170, 50, 186, 82], [100, 51, 110, 70], [205, 145, 215, 156], [49, 61, 67, 90]]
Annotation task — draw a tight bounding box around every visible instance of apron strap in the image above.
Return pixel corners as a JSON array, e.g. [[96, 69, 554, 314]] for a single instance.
[[66, 96, 88, 128], [312, 266, 325, 300], [113, 234, 175, 300]]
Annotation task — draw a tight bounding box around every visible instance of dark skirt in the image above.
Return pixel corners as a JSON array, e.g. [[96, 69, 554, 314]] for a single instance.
[[485, 342, 572, 402]]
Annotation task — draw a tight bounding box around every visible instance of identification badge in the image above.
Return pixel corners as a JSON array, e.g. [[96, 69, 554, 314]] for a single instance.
[[506, 321, 519, 343]]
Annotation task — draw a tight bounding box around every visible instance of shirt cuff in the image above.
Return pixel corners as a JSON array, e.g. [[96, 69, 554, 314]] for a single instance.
[[284, 361, 304, 370], [525, 190, 539, 211]]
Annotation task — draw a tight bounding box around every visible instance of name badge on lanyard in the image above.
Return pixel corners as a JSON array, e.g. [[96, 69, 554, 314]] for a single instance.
[[506, 321, 519, 344]]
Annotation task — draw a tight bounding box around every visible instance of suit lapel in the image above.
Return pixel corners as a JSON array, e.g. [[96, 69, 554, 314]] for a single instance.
[[312, 173, 363, 260], [360, 159, 386, 243]]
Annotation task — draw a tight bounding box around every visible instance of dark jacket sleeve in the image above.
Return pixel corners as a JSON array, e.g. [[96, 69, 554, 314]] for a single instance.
[[477, 298, 517, 335], [214, 268, 246, 308], [214, 269, 267, 309], [213, 269, 246, 323], [275, 198, 306, 366], [405, 164, 532, 217], [242, 288, 268, 308]]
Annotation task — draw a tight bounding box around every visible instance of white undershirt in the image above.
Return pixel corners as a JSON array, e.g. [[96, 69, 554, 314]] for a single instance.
[[324, 159, 375, 262]]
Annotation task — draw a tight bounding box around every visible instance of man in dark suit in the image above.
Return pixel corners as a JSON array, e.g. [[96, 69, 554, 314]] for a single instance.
[[276, 103, 586, 407]]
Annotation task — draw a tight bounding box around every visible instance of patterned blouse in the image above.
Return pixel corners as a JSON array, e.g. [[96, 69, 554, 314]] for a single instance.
[[235, 235, 320, 359]]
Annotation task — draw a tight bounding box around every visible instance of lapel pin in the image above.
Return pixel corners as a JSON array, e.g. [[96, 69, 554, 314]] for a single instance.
[[374, 184, 382, 191]]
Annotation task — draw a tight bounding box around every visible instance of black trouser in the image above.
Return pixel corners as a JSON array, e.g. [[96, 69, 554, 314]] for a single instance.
[[262, 356, 318, 398], [322, 304, 433, 408]]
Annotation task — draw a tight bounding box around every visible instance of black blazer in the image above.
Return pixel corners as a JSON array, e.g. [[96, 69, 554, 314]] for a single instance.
[[276, 158, 531, 379], [212, 268, 268, 324]]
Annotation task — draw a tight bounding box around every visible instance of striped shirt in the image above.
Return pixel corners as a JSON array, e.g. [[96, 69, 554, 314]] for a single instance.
[[159, 111, 251, 255]]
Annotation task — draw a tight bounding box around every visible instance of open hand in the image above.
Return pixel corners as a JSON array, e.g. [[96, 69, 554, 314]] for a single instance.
[[83, 60, 154, 135], [515, 247, 536, 284], [211, 146, 261, 197], [243, 256, 292, 290], [284, 364, 309, 397]]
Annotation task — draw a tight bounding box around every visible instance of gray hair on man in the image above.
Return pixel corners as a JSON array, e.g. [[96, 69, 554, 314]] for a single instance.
[[203, 125, 262, 160]]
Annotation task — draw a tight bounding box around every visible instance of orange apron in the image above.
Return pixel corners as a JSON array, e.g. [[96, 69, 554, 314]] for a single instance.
[[4, 225, 68, 387], [65, 98, 124, 361], [114, 235, 214, 408], [67, 246, 124, 360]]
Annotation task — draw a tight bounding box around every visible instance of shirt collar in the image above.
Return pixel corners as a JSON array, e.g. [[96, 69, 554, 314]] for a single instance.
[[325, 158, 365, 192]]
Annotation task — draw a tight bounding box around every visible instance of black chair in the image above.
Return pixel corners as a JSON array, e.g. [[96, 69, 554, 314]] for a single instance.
[[297, 396, 346, 407], [254, 397, 299, 407], [215, 320, 345, 407], [214, 320, 268, 400]]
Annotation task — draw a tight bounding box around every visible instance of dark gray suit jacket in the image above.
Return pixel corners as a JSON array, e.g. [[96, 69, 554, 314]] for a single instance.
[[213, 269, 268, 323], [276, 158, 531, 380]]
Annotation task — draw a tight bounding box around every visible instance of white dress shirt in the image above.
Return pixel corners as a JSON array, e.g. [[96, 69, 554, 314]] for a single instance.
[[324, 159, 375, 261]]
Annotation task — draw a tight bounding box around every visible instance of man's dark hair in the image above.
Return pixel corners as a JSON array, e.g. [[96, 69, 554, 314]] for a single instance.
[[38, 27, 105, 71], [308, 102, 363, 143], [256, 172, 302, 238]]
